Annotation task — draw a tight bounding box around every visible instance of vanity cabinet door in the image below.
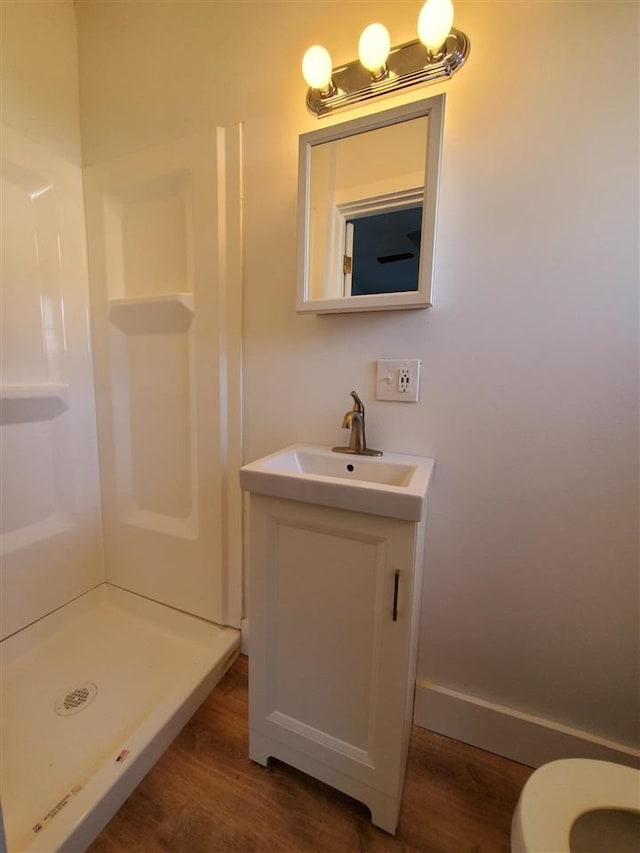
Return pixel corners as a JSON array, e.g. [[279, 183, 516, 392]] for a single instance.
[[247, 495, 419, 832]]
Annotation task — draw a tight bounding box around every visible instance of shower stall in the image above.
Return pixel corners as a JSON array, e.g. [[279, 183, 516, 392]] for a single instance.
[[0, 3, 243, 850]]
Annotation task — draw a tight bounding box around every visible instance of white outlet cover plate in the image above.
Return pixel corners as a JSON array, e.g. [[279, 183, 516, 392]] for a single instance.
[[376, 358, 421, 402]]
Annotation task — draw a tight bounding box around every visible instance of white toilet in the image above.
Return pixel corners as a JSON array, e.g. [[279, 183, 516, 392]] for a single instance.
[[511, 758, 640, 853]]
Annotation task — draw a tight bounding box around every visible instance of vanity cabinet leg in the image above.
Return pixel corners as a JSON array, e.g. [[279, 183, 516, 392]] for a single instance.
[[367, 790, 402, 836], [248, 730, 271, 767]]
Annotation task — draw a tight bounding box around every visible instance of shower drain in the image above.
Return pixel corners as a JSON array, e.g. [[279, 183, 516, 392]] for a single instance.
[[54, 682, 98, 716]]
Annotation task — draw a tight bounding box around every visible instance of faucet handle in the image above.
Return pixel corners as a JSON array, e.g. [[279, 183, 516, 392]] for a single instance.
[[350, 390, 365, 413]]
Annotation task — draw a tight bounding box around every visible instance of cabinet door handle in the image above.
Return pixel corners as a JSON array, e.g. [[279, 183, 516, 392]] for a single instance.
[[392, 570, 400, 622]]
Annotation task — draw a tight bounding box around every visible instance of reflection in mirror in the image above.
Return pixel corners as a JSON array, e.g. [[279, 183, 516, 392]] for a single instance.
[[297, 95, 445, 314], [347, 205, 422, 296]]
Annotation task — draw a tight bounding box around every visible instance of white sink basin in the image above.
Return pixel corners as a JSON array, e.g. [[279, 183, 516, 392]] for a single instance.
[[239, 444, 434, 521]]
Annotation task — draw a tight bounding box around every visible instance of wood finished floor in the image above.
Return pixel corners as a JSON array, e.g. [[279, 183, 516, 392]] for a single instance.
[[89, 655, 533, 853]]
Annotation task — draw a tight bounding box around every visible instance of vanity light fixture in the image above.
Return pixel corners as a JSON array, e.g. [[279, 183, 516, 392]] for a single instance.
[[302, 0, 469, 117]]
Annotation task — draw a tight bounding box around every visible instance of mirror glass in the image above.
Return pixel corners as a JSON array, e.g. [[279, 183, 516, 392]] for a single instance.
[[346, 204, 423, 296], [297, 95, 445, 314]]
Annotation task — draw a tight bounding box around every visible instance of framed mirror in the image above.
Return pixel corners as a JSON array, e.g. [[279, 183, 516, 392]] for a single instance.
[[296, 95, 445, 314]]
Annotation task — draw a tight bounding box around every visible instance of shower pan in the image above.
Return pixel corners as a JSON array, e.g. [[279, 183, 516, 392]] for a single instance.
[[1, 585, 238, 851]]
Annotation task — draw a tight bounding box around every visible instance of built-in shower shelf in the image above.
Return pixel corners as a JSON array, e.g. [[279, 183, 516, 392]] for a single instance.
[[108, 293, 194, 334], [0, 383, 68, 401], [108, 293, 194, 311]]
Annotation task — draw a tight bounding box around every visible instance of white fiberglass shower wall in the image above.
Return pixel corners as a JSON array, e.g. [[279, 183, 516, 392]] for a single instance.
[[83, 129, 243, 623], [0, 4, 103, 640], [0, 2, 242, 849]]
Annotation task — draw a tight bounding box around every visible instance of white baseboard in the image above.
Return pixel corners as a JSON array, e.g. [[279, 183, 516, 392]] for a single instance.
[[414, 680, 640, 770]]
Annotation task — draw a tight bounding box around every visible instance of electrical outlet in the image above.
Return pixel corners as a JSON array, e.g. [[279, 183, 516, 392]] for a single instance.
[[376, 359, 422, 402], [399, 368, 411, 393]]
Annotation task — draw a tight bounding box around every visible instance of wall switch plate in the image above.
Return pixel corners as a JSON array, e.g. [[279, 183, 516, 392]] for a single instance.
[[376, 359, 422, 402]]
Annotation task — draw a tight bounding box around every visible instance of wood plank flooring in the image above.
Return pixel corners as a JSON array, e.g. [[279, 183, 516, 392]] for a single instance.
[[89, 656, 533, 852]]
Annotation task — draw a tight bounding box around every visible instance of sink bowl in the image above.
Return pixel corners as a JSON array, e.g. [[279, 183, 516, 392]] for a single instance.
[[239, 444, 434, 521]]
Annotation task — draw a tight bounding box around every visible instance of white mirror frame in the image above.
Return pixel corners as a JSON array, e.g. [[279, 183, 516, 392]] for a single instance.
[[296, 95, 445, 314]]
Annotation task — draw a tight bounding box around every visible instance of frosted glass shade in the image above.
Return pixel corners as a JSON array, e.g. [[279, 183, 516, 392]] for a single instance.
[[302, 45, 333, 90], [418, 0, 454, 53], [358, 23, 391, 73]]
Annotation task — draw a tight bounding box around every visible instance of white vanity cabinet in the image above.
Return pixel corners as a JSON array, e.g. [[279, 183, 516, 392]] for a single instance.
[[246, 493, 428, 834]]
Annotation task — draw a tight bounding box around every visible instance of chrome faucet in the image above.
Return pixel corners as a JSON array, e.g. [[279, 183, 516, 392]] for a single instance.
[[333, 391, 383, 457]]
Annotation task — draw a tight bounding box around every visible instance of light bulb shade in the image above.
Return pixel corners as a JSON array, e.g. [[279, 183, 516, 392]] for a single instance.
[[358, 23, 391, 73], [418, 0, 454, 53], [302, 45, 333, 90]]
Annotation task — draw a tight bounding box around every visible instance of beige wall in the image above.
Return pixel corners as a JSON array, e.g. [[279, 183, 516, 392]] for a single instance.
[[1, 0, 82, 164], [76, 1, 639, 752]]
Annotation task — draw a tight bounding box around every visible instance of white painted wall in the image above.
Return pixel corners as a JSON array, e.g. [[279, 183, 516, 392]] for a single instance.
[[0, 1, 103, 637], [75, 1, 639, 757]]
